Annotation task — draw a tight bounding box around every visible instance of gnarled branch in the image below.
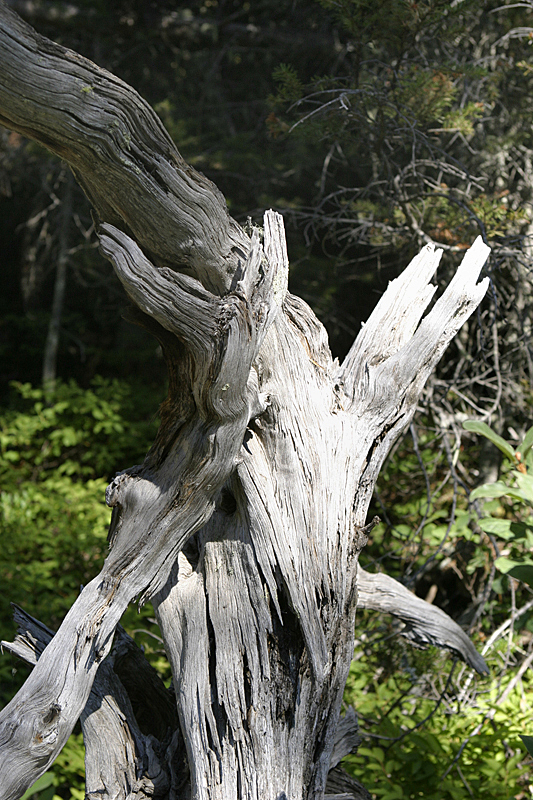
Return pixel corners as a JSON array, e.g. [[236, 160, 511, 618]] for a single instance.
[[0, 5, 491, 799], [356, 568, 489, 675], [0, 0, 248, 292]]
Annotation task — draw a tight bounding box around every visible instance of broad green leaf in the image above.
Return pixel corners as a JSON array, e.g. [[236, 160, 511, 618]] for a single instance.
[[505, 489, 533, 503], [471, 481, 532, 504], [507, 564, 533, 588], [470, 481, 514, 501], [496, 557, 533, 587], [477, 518, 533, 540], [496, 556, 522, 573], [520, 426, 533, 460], [495, 556, 519, 575], [514, 472, 533, 503], [20, 772, 55, 800], [520, 734, 533, 758], [463, 420, 516, 461], [477, 517, 512, 535]]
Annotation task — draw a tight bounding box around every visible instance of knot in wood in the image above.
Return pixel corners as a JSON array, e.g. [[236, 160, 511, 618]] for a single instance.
[[355, 515, 380, 548], [105, 471, 132, 508], [32, 703, 61, 749]]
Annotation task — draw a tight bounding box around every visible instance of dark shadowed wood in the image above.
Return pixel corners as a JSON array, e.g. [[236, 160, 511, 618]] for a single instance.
[[1, 607, 186, 799], [0, 4, 491, 799]]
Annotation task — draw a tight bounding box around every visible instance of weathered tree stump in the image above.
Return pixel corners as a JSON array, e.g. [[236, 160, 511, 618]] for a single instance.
[[0, 4, 489, 798]]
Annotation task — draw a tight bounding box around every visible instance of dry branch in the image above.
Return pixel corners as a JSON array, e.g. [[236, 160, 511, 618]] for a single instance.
[[0, 214, 287, 799], [356, 569, 489, 674], [2, 607, 185, 799], [0, 0, 248, 292]]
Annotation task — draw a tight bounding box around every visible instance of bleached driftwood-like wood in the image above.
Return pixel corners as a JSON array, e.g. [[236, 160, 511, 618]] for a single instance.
[[325, 767, 372, 800], [2, 607, 365, 800], [1, 607, 184, 799], [338, 237, 490, 523], [0, 216, 287, 799], [0, 5, 491, 799], [356, 569, 488, 674]]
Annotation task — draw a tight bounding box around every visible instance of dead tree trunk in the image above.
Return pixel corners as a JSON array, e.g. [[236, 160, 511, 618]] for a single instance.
[[0, 4, 489, 799]]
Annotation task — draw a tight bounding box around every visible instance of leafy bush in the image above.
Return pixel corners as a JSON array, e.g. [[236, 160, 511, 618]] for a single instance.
[[463, 421, 533, 591], [0, 378, 162, 798], [345, 421, 533, 798], [6, 386, 533, 798], [0, 377, 159, 636], [344, 640, 532, 799], [1, 377, 157, 482]]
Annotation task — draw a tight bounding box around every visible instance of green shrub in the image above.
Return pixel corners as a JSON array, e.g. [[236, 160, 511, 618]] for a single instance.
[[344, 420, 533, 798], [344, 644, 532, 799], [0, 379, 162, 798]]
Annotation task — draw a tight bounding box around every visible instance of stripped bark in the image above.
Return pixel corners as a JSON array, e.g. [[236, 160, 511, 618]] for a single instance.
[[0, 4, 491, 799], [2, 607, 185, 799], [2, 607, 369, 800], [0, 0, 247, 293], [356, 569, 488, 674]]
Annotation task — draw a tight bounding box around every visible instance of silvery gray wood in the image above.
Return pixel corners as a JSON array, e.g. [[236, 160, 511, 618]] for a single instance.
[[0, 212, 285, 798], [0, 0, 247, 293], [2, 607, 184, 799], [3, 607, 365, 800], [356, 569, 489, 674], [0, 4, 490, 799], [325, 766, 372, 800], [328, 708, 363, 772]]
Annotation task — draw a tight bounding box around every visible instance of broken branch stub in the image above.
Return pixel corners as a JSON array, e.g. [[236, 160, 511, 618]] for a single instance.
[[1, 607, 185, 799], [340, 238, 490, 521], [356, 569, 489, 675], [0, 227, 490, 800]]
